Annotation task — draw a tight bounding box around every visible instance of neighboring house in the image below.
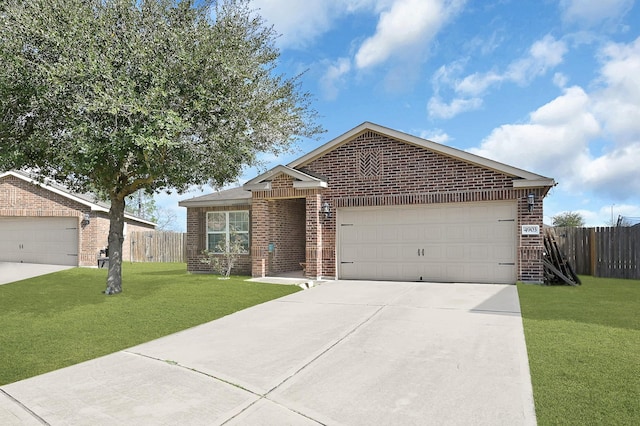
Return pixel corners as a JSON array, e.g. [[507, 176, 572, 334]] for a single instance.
[[179, 122, 555, 284], [0, 170, 156, 266]]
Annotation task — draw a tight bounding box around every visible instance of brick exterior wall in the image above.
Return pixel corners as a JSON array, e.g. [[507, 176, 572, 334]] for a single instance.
[[1, 175, 154, 267], [186, 205, 252, 275], [263, 131, 545, 282], [297, 131, 546, 282], [185, 129, 550, 283], [516, 189, 545, 282], [267, 197, 306, 274]]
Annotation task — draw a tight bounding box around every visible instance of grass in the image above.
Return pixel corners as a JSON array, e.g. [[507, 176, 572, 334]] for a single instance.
[[0, 263, 300, 386], [518, 276, 640, 425]]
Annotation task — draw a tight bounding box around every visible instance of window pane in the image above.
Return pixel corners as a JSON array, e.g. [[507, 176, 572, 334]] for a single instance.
[[207, 212, 226, 232], [231, 233, 249, 253], [208, 233, 226, 252], [229, 211, 249, 232]]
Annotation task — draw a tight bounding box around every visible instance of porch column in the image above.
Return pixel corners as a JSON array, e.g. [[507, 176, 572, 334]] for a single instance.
[[306, 194, 322, 279], [251, 199, 269, 277]]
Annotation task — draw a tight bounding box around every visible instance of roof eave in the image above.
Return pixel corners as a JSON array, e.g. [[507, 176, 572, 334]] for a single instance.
[[123, 214, 157, 227], [243, 182, 272, 191], [179, 199, 252, 208], [293, 181, 328, 189], [513, 179, 556, 189]]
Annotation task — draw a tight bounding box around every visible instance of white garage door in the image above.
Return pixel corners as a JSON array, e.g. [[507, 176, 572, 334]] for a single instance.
[[0, 217, 79, 266], [338, 202, 517, 284]]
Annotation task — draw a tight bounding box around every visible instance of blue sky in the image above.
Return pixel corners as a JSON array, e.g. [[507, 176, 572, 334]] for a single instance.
[[161, 0, 640, 231]]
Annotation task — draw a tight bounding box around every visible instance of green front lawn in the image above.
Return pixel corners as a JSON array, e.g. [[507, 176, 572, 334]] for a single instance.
[[518, 276, 640, 425], [0, 263, 300, 386]]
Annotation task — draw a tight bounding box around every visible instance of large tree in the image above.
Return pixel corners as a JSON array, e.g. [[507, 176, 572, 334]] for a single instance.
[[0, 0, 321, 294], [552, 211, 585, 227]]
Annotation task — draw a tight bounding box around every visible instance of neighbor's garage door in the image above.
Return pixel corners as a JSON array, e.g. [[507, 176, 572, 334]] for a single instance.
[[0, 217, 79, 266], [338, 202, 517, 284]]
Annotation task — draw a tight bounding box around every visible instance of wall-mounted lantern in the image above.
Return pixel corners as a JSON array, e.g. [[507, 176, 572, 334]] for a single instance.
[[321, 201, 332, 219], [527, 194, 535, 212], [82, 213, 91, 226]]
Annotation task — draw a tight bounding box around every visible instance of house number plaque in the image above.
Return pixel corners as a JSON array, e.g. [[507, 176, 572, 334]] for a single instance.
[[521, 225, 540, 235]]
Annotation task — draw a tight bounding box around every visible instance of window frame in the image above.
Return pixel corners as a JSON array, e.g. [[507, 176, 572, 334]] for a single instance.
[[206, 210, 250, 254]]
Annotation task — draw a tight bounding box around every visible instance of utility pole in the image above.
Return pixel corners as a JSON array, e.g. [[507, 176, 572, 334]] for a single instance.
[[611, 204, 614, 226]]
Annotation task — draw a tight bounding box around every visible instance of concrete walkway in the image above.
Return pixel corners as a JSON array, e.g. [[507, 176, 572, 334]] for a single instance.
[[0, 262, 74, 285], [0, 281, 536, 425]]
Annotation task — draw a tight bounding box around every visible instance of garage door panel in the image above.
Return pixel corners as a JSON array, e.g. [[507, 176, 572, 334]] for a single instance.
[[423, 245, 443, 261], [444, 206, 466, 221], [338, 202, 517, 284], [0, 217, 78, 266], [468, 225, 489, 241], [380, 245, 400, 261], [468, 245, 490, 261], [379, 227, 399, 242], [423, 225, 442, 240], [422, 264, 445, 281], [445, 245, 464, 260], [493, 244, 516, 262], [400, 225, 423, 241]]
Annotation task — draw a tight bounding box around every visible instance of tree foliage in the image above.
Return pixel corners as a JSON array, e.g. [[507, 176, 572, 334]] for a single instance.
[[125, 191, 180, 230], [0, 0, 321, 294], [125, 191, 158, 222], [552, 211, 585, 227]]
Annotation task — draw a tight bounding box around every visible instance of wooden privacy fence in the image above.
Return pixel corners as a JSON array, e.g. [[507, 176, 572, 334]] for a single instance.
[[554, 226, 640, 279], [129, 231, 186, 263]]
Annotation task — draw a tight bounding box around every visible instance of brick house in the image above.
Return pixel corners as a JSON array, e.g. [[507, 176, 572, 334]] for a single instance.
[[0, 170, 156, 266], [179, 122, 555, 284]]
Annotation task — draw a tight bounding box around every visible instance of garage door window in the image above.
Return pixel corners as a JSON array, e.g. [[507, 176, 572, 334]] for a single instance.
[[207, 211, 249, 253]]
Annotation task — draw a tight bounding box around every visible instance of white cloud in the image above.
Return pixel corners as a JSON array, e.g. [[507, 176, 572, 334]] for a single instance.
[[454, 71, 502, 97], [252, 0, 467, 96], [553, 72, 569, 88], [320, 57, 352, 100], [470, 36, 640, 203], [505, 35, 568, 84], [469, 86, 599, 184], [355, 0, 466, 69], [560, 0, 634, 27], [580, 144, 640, 198], [592, 36, 640, 144], [455, 35, 567, 96], [427, 96, 483, 119], [419, 128, 451, 144], [430, 35, 568, 118], [250, 0, 375, 49]]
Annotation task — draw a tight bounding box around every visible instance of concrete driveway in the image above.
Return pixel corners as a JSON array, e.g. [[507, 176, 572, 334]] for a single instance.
[[0, 262, 74, 285], [0, 280, 536, 425]]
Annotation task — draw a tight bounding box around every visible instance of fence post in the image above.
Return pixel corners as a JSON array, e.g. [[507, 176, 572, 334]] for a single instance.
[[589, 228, 596, 276]]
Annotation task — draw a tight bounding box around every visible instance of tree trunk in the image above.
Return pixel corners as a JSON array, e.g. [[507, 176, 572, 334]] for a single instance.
[[104, 196, 126, 295]]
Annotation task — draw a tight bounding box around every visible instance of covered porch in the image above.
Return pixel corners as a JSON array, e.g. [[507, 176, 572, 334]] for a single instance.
[[243, 166, 334, 280]]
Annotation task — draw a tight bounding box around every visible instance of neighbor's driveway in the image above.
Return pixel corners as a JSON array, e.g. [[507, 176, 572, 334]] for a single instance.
[[0, 262, 74, 285], [0, 280, 536, 425]]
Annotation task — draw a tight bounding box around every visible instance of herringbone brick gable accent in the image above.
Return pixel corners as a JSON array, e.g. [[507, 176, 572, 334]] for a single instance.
[[357, 149, 382, 180]]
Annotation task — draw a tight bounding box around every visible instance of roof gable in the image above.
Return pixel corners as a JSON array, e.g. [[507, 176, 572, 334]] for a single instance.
[[1, 170, 156, 226], [243, 165, 327, 191], [288, 122, 555, 189]]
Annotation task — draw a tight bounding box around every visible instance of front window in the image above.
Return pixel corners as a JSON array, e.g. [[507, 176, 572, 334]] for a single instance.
[[207, 211, 249, 253]]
